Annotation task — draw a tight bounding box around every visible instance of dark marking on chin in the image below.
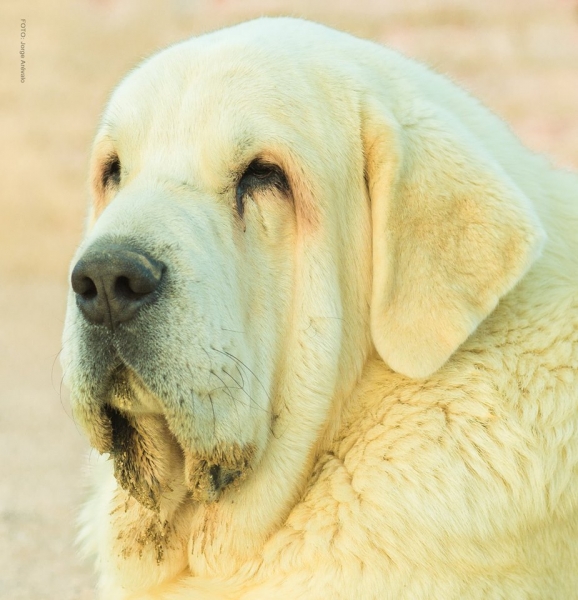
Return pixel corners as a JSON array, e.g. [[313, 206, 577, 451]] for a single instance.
[[210, 464, 242, 489], [184, 444, 255, 503]]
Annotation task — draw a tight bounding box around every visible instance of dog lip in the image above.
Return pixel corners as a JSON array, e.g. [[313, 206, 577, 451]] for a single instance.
[[106, 364, 165, 415]]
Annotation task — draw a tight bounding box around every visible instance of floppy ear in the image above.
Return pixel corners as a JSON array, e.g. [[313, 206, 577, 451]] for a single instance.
[[363, 96, 546, 379]]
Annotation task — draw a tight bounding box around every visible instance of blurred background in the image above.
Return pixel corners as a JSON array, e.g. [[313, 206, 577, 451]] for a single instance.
[[1, 0, 577, 598]]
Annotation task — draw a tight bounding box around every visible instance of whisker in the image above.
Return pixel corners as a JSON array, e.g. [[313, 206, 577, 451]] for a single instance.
[[208, 371, 244, 441], [219, 367, 279, 439], [213, 347, 288, 430], [212, 348, 273, 407], [207, 373, 270, 416], [208, 393, 216, 440], [51, 347, 64, 394]]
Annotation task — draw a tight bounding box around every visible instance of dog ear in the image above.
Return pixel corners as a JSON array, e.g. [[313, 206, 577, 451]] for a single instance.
[[362, 96, 545, 379]]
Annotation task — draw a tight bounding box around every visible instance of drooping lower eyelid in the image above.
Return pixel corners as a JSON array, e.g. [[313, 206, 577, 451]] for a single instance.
[[234, 164, 290, 219]]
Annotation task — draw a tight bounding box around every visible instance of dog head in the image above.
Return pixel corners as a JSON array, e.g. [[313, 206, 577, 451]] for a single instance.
[[62, 18, 544, 511]]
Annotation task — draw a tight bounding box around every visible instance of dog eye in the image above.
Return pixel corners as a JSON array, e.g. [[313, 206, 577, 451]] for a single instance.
[[235, 159, 289, 218], [102, 155, 121, 188]]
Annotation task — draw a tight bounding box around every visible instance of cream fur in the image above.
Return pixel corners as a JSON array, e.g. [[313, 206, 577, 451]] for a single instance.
[[62, 18, 578, 599]]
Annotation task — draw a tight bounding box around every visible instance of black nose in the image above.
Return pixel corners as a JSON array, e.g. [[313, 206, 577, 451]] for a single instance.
[[71, 242, 165, 329]]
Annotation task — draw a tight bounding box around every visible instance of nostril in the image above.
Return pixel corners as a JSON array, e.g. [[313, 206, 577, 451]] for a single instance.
[[76, 276, 98, 300], [71, 263, 98, 298], [114, 275, 150, 301]]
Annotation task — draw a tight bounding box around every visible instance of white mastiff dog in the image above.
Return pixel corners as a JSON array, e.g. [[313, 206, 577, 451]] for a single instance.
[[62, 18, 578, 599]]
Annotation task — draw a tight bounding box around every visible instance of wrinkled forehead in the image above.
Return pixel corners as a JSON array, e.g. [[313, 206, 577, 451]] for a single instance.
[[96, 32, 333, 186]]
